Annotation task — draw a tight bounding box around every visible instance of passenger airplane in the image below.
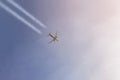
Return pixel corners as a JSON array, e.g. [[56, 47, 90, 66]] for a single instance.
[[48, 32, 58, 43]]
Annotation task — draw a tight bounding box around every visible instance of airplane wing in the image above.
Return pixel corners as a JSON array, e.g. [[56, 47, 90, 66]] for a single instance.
[[49, 33, 55, 38], [48, 39, 54, 44]]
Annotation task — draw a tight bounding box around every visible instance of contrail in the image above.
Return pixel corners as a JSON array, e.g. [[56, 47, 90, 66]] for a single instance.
[[7, 0, 47, 28], [0, 1, 41, 34]]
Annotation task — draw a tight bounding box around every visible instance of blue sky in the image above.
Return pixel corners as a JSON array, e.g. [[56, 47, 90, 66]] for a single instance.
[[0, 0, 49, 80], [1, 0, 120, 80]]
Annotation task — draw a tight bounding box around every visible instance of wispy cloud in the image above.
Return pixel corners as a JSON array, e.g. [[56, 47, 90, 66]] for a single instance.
[[0, 1, 41, 34], [0, 0, 47, 34], [7, 0, 47, 28]]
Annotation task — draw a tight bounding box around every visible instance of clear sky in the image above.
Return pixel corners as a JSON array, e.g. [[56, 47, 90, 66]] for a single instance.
[[0, 0, 120, 80]]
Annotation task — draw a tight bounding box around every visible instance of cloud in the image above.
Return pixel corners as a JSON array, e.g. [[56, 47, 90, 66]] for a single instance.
[[7, 0, 47, 28], [0, 1, 42, 34]]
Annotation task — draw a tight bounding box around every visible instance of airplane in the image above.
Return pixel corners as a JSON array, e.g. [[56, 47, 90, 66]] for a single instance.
[[48, 32, 58, 43]]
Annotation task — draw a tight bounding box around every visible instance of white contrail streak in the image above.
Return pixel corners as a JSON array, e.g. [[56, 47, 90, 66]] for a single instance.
[[7, 0, 47, 28], [0, 1, 41, 34]]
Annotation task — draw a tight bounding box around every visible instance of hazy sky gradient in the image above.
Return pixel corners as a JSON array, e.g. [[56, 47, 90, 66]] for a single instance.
[[0, 0, 120, 80], [35, 0, 120, 80]]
